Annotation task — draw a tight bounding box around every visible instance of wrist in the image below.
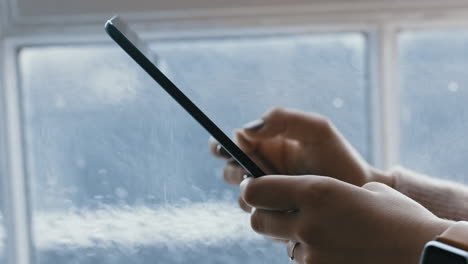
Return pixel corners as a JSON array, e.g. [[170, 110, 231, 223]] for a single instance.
[[419, 220, 468, 264], [435, 221, 468, 250], [431, 219, 455, 238], [412, 218, 454, 261]]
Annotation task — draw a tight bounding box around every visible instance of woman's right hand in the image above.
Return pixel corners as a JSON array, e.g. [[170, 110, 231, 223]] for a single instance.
[[208, 107, 393, 211], [240, 175, 452, 264]]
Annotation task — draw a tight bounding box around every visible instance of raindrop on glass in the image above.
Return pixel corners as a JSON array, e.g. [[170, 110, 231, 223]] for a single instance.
[[448, 81, 459, 92], [332, 97, 344, 108]]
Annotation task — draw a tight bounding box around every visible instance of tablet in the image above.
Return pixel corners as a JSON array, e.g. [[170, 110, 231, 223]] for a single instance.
[[105, 16, 265, 178]]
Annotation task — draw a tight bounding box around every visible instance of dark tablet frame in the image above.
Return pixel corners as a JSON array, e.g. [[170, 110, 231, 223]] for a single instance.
[[105, 16, 265, 178]]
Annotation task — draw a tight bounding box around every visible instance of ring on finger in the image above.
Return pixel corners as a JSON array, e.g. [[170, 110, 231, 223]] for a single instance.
[[289, 241, 300, 261]]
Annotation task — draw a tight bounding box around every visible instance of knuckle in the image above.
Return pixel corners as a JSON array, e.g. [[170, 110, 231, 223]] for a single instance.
[[266, 106, 287, 118], [304, 177, 336, 202], [295, 228, 309, 243], [223, 163, 244, 185], [240, 182, 256, 206], [208, 138, 219, 156], [222, 165, 231, 178], [362, 181, 385, 191], [250, 210, 264, 234], [315, 116, 334, 133], [238, 196, 251, 213], [299, 246, 320, 264], [222, 172, 230, 183], [294, 223, 316, 245], [222, 165, 233, 181], [303, 254, 315, 264]]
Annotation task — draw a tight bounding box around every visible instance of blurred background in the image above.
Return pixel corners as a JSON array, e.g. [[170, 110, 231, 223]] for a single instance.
[[2, 0, 468, 263]]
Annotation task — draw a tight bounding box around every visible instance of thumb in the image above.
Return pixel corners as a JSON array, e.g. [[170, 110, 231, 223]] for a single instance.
[[243, 107, 332, 143]]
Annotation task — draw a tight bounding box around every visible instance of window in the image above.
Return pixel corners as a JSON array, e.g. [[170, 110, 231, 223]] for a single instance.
[[18, 33, 368, 263], [4, 1, 468, 263], [399, 30, 468, 184]]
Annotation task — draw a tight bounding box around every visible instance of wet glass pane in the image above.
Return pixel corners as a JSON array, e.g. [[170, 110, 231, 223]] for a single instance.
[[0, 181, 5, 263], [0, 130, 6, 262], [19, 33, 369, 264], [400, 30, 468, 184]]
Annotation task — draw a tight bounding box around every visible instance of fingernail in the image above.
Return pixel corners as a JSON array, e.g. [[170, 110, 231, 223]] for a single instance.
[[243, 119, 265, 131], [250, 207, 256, 215], [216, 144, 230, 157], [240, 176, 252, 188]]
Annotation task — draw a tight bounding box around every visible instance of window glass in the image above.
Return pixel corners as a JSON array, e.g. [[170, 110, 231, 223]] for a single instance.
[[19, 33, 368, 264], [0, 131, 6, 262], [400, 30, 468, 184], [0, 180, 5, 263]]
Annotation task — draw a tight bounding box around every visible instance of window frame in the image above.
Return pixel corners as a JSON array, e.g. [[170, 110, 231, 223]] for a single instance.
[[3, 0, 468, 263]]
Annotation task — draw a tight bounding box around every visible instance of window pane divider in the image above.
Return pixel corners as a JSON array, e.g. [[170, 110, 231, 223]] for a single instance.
[[375, 24, 400, 169], [1, 39, 33, 264]]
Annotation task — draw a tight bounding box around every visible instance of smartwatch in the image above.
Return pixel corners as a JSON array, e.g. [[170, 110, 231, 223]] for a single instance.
[[420, 221, 468, 264]]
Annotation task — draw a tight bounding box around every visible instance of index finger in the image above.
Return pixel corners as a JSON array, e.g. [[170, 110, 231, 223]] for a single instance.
[[243, 107, 334, 145], [240, 175, 356, 211], [240, 175, 305, 211], [208, 133, 258, 160], [208, 137, 232, 159]]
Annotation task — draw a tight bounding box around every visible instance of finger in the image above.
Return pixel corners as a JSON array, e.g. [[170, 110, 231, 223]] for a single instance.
[[223, 161, 246, 185], [235, 131, 278, 174], [211, 133, 277, 175], [243, 107, 332, 144], [208, 137, 232, 159], [234, 130, 257, 153], [250, 208, 297, 240], [287, 241, 299, 260], [238, 196, 252, 213], [268, 237, 288, 244], [362, 181, 390, 192], [287, 242, 313, 264], [240, 176, 305, 210], [240, 175, 359, 211]]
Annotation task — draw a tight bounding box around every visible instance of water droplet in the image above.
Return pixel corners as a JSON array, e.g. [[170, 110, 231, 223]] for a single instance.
[[332, 97, 344, 108], [115, 187, 128, 200], [46, 176, 57, 186], [54, 95, 66, 109], [448, 81, 459, 92], [76, 159, 86, 169]]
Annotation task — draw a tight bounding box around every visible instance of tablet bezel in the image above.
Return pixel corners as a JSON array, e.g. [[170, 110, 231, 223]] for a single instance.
[[105, 16, 265, 178]]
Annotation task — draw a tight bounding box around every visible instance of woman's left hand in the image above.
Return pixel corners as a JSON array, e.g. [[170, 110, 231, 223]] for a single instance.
[[240, 175, 452, 264]]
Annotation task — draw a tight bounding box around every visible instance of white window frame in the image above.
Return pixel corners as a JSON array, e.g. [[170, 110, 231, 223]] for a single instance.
[[3, 1, 468, 264]]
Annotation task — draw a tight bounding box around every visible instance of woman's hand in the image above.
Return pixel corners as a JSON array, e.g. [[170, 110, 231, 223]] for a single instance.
[[209, 107, 393, 210], [240, 175, 453, 264]]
